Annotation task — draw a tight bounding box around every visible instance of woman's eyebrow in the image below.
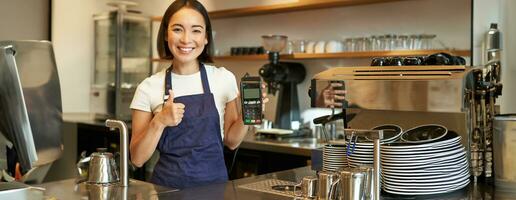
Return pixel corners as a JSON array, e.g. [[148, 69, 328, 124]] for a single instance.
[[170, 24, 204, 29], [192, 25, 204, 29]]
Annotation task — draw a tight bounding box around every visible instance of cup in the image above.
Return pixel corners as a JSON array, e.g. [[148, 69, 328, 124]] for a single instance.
[[305, 41, 316, 54], [314, 41, 326, 53], [294, 176, 318, 198], [325, 40, 343, 53]]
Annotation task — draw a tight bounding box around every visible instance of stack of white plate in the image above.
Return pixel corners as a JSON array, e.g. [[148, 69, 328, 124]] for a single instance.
[[348, 124, 403, 167], [380, 132, 470, 195], [347, 142, 374, 167], [322, 144, 348, 171]]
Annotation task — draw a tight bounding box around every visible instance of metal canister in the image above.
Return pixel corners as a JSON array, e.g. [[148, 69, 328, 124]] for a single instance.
[[493, 114, 516, 191]]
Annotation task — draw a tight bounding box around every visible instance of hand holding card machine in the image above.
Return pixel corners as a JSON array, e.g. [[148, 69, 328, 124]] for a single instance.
[[241, 74, 262, 125]]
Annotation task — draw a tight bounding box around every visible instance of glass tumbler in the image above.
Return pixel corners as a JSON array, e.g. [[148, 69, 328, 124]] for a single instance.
[[345, 38, 356, 52], [291, 40, 306, 53], [370, 35, 379, 51], [421, 34, 436, 50]]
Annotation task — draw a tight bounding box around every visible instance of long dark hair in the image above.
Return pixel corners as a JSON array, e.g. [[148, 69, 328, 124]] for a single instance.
[[156, 0, 213, 63]]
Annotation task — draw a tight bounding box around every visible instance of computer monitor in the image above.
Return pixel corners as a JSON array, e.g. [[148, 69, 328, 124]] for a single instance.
[[0, 41, 63, 173]]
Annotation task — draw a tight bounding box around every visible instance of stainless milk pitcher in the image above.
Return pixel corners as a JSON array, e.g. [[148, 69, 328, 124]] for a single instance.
[[329, 167, 367, 200], [318, 171, 339, 200]]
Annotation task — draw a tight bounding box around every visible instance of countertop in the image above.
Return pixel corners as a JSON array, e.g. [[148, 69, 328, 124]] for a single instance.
[[35, 166, 516, 200], [156, 166, 516, 200], [36, 179, 176, 199]]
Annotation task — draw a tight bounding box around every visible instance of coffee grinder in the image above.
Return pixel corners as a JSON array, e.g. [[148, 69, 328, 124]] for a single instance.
[[259, 35, 306, 129]]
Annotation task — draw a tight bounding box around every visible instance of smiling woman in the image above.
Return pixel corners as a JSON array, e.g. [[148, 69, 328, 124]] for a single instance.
[[128, 0, 269, 189]]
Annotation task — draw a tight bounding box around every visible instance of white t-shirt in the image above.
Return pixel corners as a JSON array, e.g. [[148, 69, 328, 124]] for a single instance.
[[130, 64, 239, 139]]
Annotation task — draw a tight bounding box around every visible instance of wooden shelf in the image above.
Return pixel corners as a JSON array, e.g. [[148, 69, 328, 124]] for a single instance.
[[152, 0, 411, 21], [151, 49, 470, 62], [286, 49, 471, 59]]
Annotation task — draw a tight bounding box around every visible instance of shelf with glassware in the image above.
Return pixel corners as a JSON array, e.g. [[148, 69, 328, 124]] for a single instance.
[[151, 0, 410, 20], [150, 49, 471, 62]]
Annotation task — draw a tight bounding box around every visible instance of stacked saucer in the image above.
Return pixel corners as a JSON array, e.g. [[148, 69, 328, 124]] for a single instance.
[[322, 144, 348, 171], [381, 131, 470, 195], [347, 142, 374, 167]]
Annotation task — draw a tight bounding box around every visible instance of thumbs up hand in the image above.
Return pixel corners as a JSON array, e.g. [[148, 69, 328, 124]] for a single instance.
[[156, 90, 185, 127]]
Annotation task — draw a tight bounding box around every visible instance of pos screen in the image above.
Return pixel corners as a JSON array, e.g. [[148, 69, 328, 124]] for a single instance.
[[243, 88, 260, 99]]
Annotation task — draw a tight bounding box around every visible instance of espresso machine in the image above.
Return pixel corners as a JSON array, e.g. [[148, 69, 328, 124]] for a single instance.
[[310, 63, 502, 183], [90, 1, 152, 121]]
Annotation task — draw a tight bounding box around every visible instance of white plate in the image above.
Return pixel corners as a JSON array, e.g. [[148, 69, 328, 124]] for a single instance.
[[323, 162, 347, 165], [322, 154, 347, 157], [381, 162, 469, 180], [381, 133, 461, 150], [381, 138, 461, 152], [383, 179, 469, 195], [349, 148, 374, 154], [400, 124, 448, 144], [348, 160, 373, 165], [382, 158, 468, 173], [381, 152, 466, 167], [380, 147, 466, 163], [381, 144, 462, 159], [349, 153, 374, 158], [383, 170, 469, 185], [368, 124, 403, 142], [384, 176, 469, 191], [348, 151, 374, 158]]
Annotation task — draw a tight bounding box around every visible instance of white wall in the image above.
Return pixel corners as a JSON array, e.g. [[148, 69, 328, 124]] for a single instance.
[[53, 0, 473, 116], [51, 0, 111, 113], [472, 0, 516, 113], [0, 0, 49, 40], [472, 0, 500, 66], [499, 0, 516, 113]]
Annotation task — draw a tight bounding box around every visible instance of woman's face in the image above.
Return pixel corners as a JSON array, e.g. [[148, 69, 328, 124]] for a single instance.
[[167, 7, 208, 65]]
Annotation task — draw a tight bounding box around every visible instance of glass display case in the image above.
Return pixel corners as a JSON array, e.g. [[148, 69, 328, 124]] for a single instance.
[[91, 1, 151, 121]]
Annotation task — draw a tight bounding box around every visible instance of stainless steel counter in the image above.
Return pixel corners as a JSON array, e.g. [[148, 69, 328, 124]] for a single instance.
[[153, 166, 516, 200], [34, 166, 516, 200], [37, 179, 176, 199]]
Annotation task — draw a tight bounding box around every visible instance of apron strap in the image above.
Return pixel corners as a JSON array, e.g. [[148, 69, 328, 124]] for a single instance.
[[199, 63, 211, 94], [163, 63, 211, 103]]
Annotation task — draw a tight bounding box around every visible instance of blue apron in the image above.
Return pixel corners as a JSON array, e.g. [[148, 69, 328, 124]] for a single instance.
[[151, 64, 228, 189]]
